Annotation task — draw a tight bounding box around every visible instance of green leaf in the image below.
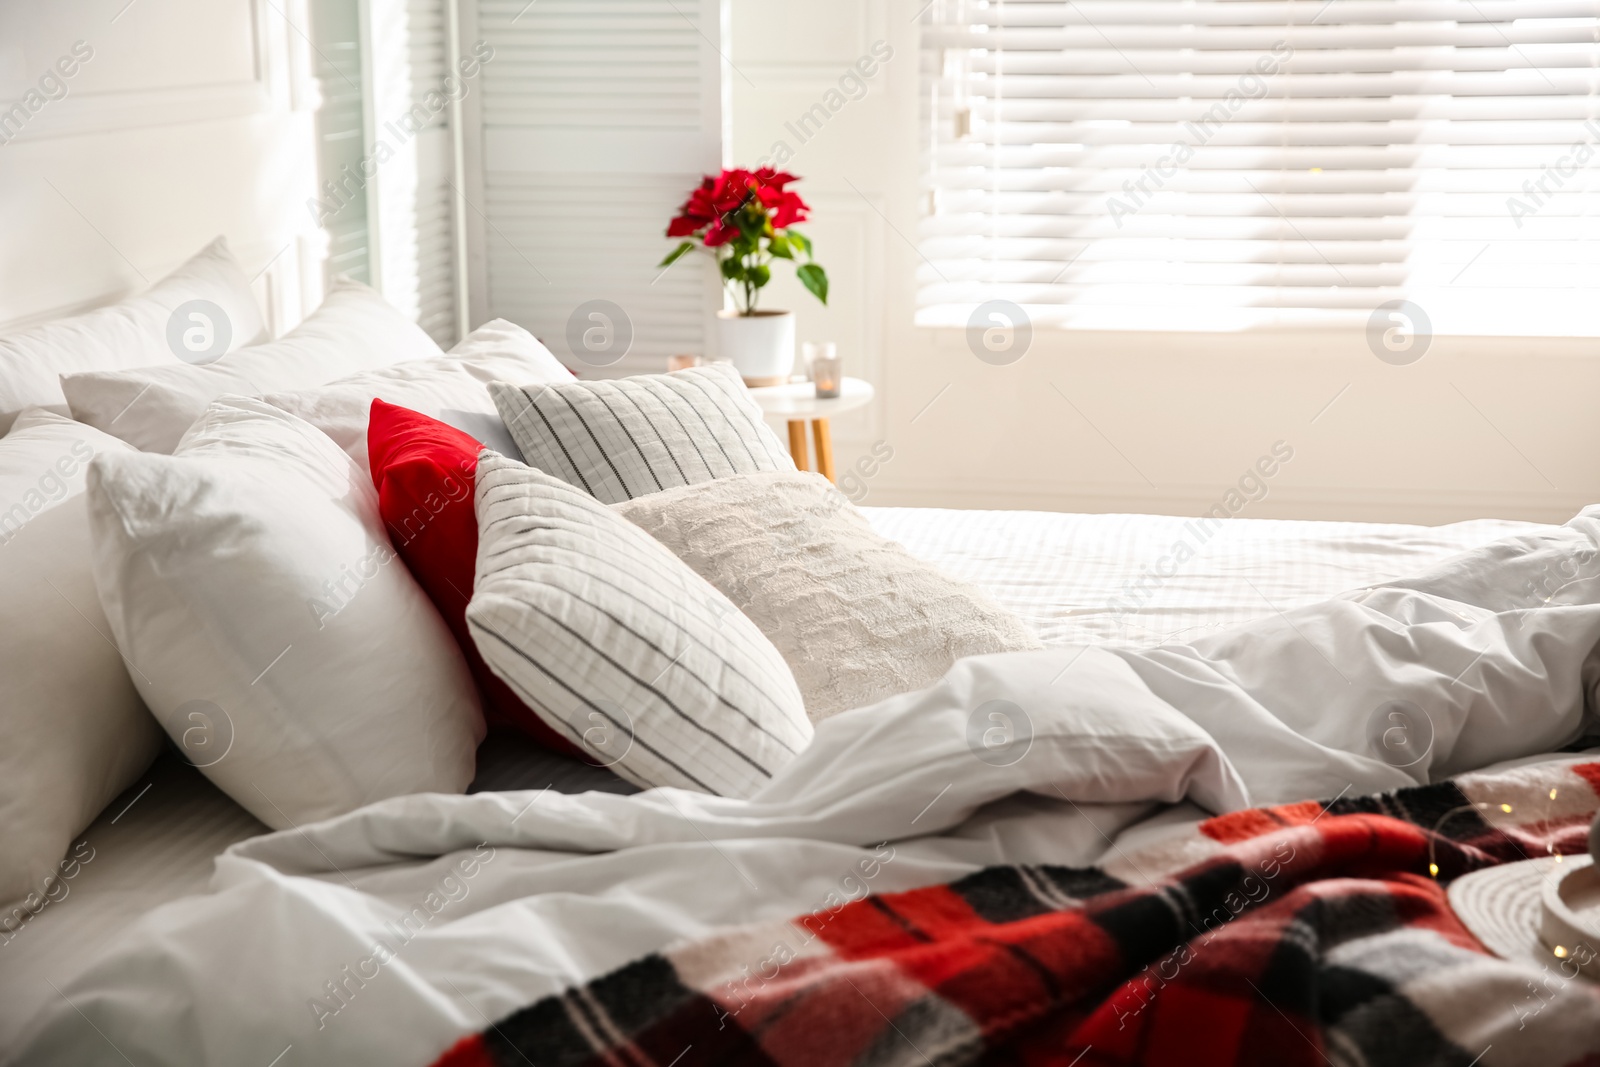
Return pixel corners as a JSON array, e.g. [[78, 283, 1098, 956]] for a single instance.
[[721, 256, 744, 281], [768, 235, 794, 260], [795, 263, 828, 305], [748, 263, 772, 289], [657, 241, 696, 269], [786, 229, 812, 257]]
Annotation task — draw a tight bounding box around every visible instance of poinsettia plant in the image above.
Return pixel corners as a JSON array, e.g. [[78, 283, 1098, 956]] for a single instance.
[[659, 167, 828, 315]]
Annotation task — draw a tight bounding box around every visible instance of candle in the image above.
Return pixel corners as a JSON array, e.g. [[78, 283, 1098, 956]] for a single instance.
[[809, 342, 841, 398]]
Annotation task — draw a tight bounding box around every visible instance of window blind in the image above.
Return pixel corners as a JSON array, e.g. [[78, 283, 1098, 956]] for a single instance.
[[404, 0, 463, 346], [473, 0, 725, 375], [306, 0, 467, 343], [919, 0, 1600, 335], [309, 0, 372, 285]]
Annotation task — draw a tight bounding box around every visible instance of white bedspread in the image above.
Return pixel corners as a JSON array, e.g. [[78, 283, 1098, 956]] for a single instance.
[[12, 506, 1600, 1066], [865, 506, 1541, 647]]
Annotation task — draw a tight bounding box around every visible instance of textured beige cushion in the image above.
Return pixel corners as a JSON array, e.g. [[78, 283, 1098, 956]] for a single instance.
[[614, 471, 1043, 721]]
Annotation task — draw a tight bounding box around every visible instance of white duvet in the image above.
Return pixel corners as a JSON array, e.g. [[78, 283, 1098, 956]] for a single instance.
[[14, 508, 1600, 1066]]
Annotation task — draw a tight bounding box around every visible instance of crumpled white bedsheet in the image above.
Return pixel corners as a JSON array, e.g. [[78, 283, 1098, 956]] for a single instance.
[[14, 507, 1600, 1066]]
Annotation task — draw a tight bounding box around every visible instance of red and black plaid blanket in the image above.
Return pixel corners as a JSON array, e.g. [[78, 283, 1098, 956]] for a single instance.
[[433, 757, 1600, 1067]]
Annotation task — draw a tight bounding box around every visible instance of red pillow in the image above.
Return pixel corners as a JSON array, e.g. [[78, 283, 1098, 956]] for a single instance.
[[367, 399, 584, 758]]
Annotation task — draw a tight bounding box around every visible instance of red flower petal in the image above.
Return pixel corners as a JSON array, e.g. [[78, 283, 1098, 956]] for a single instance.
[[711, 179, 747, 214], [684, 191, 717, 221], [755, 168, 797, 190], [771, 190, 809, 229]]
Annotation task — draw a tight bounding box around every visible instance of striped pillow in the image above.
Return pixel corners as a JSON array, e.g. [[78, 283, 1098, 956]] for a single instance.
[[465, 451, 812, 797], [487, 363, 795, 505]]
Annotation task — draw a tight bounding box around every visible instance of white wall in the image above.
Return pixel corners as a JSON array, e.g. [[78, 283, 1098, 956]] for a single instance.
[[0, 0, 323, 338], [731, 0, 1600, 525]]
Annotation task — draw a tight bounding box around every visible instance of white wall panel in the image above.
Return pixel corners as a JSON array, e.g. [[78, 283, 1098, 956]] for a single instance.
[[731, 0, 886, 88], [730, 0, 893, 455], [0, 0, 323, 338]]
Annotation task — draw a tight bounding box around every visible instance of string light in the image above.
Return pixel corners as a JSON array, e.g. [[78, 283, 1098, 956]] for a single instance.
[[1428, 801, 1516, 879], [1424, 787, 1583, 879]]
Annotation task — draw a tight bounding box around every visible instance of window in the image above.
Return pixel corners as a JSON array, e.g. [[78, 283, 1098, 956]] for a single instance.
[[310, 0, 373, 286], [307, 0, 726, 368], [308, 0, 466, 346], [919, 0, 1600, 335]]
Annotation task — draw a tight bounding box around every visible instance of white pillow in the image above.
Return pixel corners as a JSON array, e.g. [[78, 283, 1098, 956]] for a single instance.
[[467, 451, 812, 797], [85, 396, 484, 830], [615, 471, 1044, 720], [0, 410, 163, 913], [263, 319, 573, 473], [0, 238, 265, 435], [62, 279, 443, 454]]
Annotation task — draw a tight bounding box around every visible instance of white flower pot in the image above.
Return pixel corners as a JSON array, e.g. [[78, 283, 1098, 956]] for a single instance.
[[717, 309, 795, 386]]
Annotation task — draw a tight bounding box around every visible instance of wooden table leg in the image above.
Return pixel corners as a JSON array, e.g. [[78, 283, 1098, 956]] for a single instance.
[[812, 418, 835, 482], [787, 419, 809, 471]]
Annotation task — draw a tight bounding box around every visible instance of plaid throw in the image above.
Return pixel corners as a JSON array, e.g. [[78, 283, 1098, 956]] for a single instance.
[[432, 757, 1600, 1067]]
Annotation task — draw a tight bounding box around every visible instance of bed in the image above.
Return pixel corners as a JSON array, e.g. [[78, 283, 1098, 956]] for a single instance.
[[5, 242, 1599, 1066], [0, 504, 1556, 1061]]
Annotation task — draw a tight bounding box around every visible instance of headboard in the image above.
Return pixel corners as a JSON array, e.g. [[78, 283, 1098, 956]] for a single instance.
[[0, 0, 326, 339]]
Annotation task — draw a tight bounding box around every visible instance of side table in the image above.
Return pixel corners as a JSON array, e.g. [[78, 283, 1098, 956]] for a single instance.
[[745, 377, 875, 483]]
